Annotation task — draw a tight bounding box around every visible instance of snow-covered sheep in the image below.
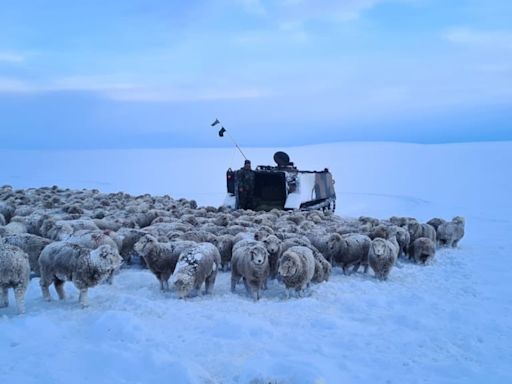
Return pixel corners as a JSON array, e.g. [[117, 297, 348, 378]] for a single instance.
[[408, 237, 436, 264], [231, 240, 269, 301], [180, 230, 216, 243], [2, 233, 52, 275], [261, 234, 282, 279], [389, 216, 416, 227], [114, 228, 147, 264], [334, 234, 372, 275], [311, 249, 332, 283], [437, 216, 465, 248], [307, 232, 342, 265], [134, 234, 195, 291], [212, 234, 235, 271], [427, 218, 446, 232], [3, 220, 28, 235], [0, 244, 31, 314], [171, 243, 221, 298], [66, 231, 119, 252], [278, 246, 316, 297], [390, 225, 410, 258], [0, 202, 15, 223], [254, 225, 274, 241], [407, 221, 437, 243], [39, 243, 122, 307], [368, 238, 397, 280], [41, 219, 99, 241], [359, 216, 380, 227]]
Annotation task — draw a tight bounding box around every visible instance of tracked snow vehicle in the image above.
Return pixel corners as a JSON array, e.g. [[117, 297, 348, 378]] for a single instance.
[[224, 151, 336, 212]]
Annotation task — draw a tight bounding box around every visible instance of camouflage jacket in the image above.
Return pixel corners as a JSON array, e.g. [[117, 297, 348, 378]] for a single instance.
[[235, 168, 255, 194]]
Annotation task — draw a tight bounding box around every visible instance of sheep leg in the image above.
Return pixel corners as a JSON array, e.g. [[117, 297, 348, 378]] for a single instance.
[[231, 273, 241, 293], [0, 287, 8, 308], [14, 286, 26, 314], [161, 272, 172, 291], [54, 279, 66, 300], [105, 270, 115, 285], [78, 288, 89, 308], [352, 262, 361, 274], [39, 277, 52, 301], [342, 265, 350, 275], [204, 271, 217, 295]]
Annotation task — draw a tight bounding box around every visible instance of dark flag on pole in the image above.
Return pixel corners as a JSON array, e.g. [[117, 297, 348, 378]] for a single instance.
[[218, 127, 226, 137], [211, 118, 220, 127]]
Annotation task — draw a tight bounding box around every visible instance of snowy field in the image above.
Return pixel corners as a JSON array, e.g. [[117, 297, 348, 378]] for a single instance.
[[1, 142, 511, 383]]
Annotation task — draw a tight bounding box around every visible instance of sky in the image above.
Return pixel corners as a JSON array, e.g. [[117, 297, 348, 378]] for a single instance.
[[0, 0, 511, 149]]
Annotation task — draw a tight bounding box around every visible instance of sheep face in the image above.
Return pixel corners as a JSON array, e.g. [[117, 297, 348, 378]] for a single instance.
[[371, 239, 388, 257], [250, 247, 267, 266], [173, 269, 195, 298], [263, 235, 280, 255], [278, 255, 298, 277], [327, 234, 342, 253], [89, 245, 123, 274], [134, 234, 157, 256]]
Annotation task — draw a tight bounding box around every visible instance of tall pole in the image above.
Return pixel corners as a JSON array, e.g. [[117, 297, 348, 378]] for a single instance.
[[211, 119, 247, 160]]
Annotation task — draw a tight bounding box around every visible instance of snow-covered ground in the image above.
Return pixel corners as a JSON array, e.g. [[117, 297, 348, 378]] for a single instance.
[[1, 142, 511, 383]]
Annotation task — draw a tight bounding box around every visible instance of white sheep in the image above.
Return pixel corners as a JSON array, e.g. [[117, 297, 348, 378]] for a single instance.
[[437, 216, 465, 248], [368, 238, 397, 281], [171, 243, 221, 298], [231, 240, 269, 301], [408, 237, 436, 264], [2, 233, 52, 276], [134, 234, 195, 291], [278, 246, 316, 297], [334, 234, 372, 275], [39, 243, 122, 307], [0, 244, 31, 314]]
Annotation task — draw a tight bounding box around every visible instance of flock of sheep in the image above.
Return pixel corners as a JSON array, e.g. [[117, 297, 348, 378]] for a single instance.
[[0, 185, 465, 314]]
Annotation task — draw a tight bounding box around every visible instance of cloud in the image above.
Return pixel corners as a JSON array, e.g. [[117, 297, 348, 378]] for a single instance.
[[0, 75, 269, 102], [443, 27, 512, 49], [0, 52, 25, 63], [238, 0, 388, 23]]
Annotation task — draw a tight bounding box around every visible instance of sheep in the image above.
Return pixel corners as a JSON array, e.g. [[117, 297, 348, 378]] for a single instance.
[[427, 218, 447, 232], [171, 243, 221, 298], [307, 232, 342, 265], [0, 202, 15, 223], [212, 234, 235, 271], [179, 230, 216, 243], [39, 243, 122, 308], [407, 221, 436, 243], [261, 234, 282, 279], [66, 231, 119, 253], [2, 233, 52, 276], [0, 244, 31, 314], [114, 228, 147, 264], [391, 225, 410, 258], [278, 246, 316, 297], [231, 240, 269, 301], [334, 234, 372, 275], [368, 238, 397, 280], [311, 249, 332, 283], [408, 237, 436, 264], [134, 234, 195, 291], [437, 216, 465, 248]]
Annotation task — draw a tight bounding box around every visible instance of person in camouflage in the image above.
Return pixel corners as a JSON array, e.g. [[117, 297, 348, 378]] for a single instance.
[[235, 159, 255, 210]]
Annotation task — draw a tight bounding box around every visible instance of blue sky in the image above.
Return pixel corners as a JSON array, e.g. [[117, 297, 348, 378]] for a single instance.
[[0, 0, 511, 149]]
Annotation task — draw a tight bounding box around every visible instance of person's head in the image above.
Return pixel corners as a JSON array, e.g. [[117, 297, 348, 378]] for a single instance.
[[244, 159, 251, 170]]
